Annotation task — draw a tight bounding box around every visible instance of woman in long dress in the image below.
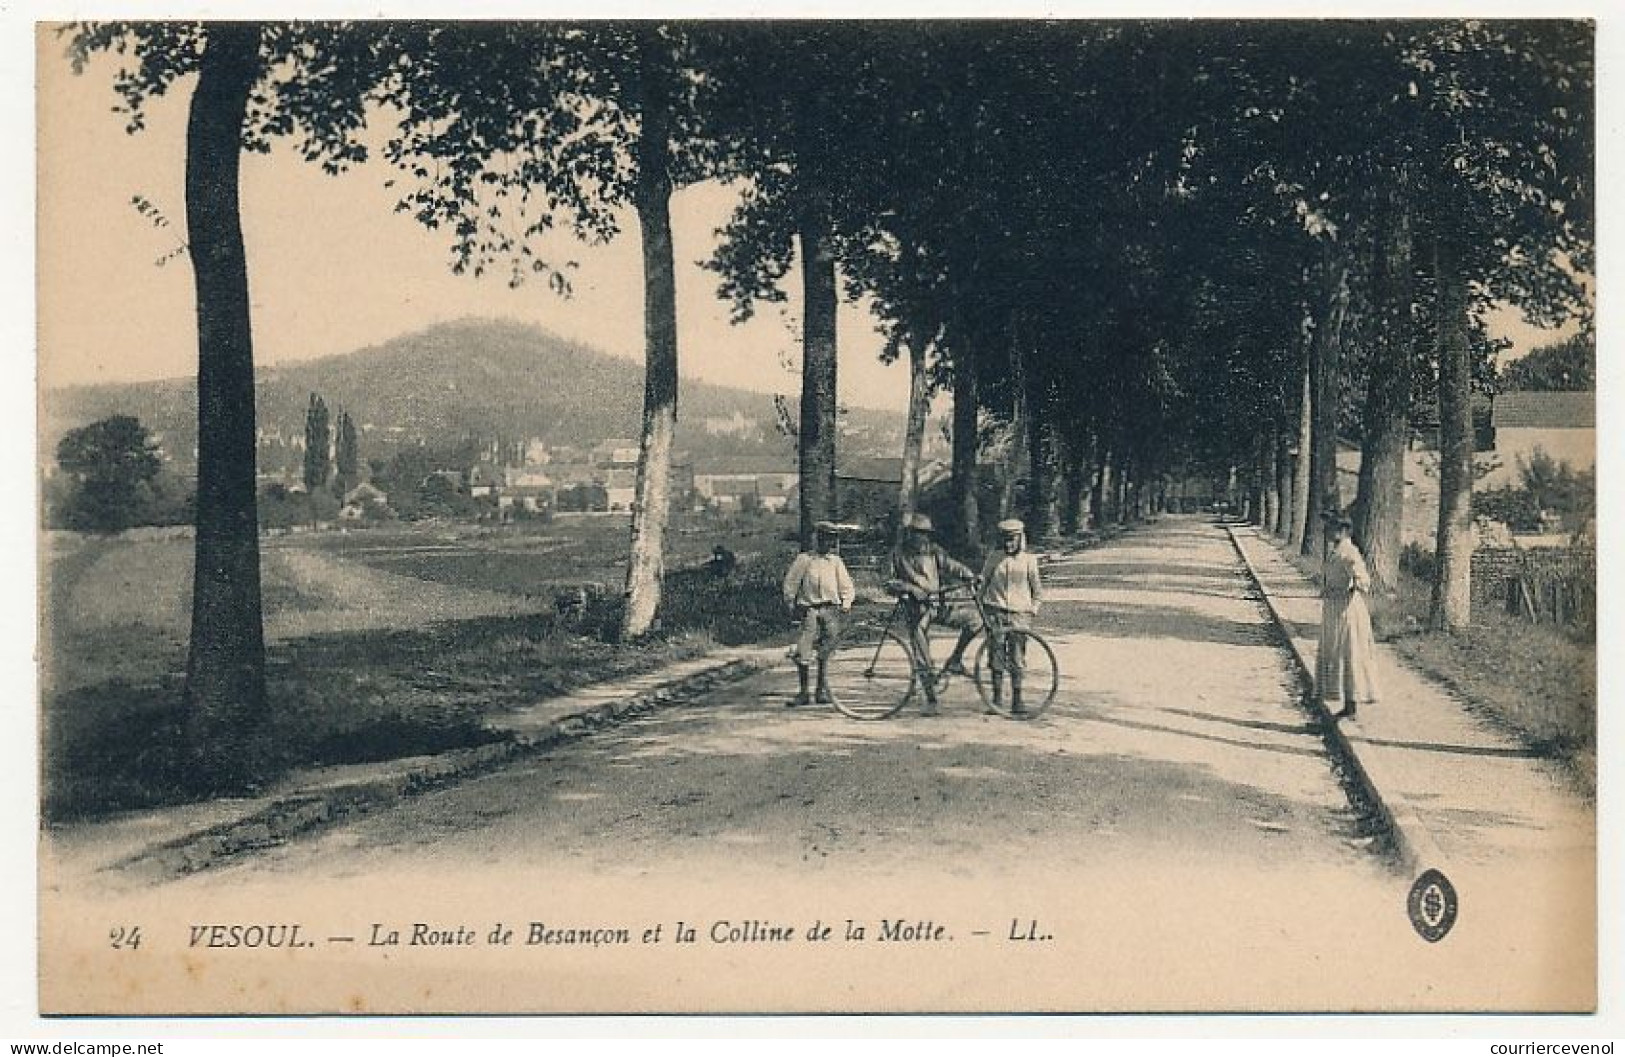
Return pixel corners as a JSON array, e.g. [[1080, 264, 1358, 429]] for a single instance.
[[1318, 514, 1381, 719]]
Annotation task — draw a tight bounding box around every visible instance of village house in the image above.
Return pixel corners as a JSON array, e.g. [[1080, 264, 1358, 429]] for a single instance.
[[693, 455, 798, 513], [498, 467, 553, 514], [339, 481, 390, 521], [1481, 391, 1595, 488], [467, 462, 504, 499], [589, 438, 640, 509]]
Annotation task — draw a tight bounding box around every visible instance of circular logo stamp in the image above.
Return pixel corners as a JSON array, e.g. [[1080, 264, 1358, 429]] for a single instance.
[[1407, 868, 1459, 943]]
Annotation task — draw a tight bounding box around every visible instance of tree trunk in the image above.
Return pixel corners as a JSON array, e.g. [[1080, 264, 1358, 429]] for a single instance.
[[182, 22, 266, 792], [950, 326, 980, 552], [1261, 434, 1278, 531], [1267, 422, 1280, 530], [1098, 453, 1114, 525], [998, 338, 1026, 525], [897, 330, 929, 539], [1060, 432, 1089, 536], [1023, 359, 1060, 542], [620, 30, 679, 641], [1302, 256, 1349, 558], [1116, 457, 1131, 524], [1430, 238, 1474, 632], [797, 202, 839, 548], [1289, 325, 1313, 547], [1352, 201, 1415, 600]]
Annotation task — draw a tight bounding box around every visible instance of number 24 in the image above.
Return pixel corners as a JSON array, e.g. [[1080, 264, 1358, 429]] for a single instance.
[[109, 926, 142, 950]]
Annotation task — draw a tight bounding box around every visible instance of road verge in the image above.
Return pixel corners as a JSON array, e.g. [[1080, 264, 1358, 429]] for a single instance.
[[1225, 523, 1450, 881], [102, 651, 773, 883]]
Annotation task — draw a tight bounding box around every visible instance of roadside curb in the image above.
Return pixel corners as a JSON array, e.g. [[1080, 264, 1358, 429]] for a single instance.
[[1224, 523, 1450, 881], [113, 653, 769, 882]]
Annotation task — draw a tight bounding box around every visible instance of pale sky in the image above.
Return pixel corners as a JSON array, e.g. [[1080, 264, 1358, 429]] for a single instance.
[[36, 33, 912, 410]]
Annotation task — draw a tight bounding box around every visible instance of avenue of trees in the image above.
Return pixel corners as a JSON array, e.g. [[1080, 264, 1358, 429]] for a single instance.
[[65, 20, 1592, 792]]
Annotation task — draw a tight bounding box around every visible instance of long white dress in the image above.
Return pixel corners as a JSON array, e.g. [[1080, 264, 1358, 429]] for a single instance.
[[1317, 538, 1381, 707]]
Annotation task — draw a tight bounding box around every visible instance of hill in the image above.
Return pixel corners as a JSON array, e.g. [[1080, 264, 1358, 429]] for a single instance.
[[42, 319, 912, 472]]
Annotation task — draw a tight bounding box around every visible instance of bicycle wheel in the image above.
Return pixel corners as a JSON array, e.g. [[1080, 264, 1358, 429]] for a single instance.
[[973, 630, 1059, 719], [826, 629, 917, 720]]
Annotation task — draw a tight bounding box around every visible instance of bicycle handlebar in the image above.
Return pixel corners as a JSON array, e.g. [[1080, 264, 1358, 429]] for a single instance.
[[884, 580, 981, 601]]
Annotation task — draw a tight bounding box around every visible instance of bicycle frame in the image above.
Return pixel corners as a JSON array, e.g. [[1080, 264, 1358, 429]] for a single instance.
[[865, 582, 1014, 685]]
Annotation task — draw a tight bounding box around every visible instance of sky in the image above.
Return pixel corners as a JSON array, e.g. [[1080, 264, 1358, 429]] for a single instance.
[[35, 31, 911, 409]]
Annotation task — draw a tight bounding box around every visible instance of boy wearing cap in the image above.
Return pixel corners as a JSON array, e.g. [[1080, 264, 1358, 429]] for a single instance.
[[782, 521, 855, 707], [980, 518, 1044, 715], [890, 512, 982, 716]]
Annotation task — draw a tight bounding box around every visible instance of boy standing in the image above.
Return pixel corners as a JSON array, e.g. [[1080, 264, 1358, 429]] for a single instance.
[[782, 521, 855, 707], [980, 518, 1044, 715]]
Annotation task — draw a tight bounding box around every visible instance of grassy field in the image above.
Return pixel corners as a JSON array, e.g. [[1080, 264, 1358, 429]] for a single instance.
[[1286, 547, 1596, 797], [40, 511, 802, 820]]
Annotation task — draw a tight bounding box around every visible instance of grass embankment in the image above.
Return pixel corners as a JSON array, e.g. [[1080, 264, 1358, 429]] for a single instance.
[[1285, 546, 1595, 798], [42, 516, 800, 821]]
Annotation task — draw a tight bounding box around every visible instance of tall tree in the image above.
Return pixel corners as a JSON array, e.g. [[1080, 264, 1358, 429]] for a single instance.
[[385, 22, 705, 639], [620, 25, 681, 639], [1430, 238, 1474, 630], [895, 331, 931, 532], [1400, 21, 1594, 628], [1288, 330, 1314, 547], [302, 392, 331, 493], [54, 414, 163, 533], [1499, 332, 1595, 392], [1351, 196, 1416, 599], [333, 409, 360, 497], [1303, 256, 1350, 557], [69, 20, 400, 789], [178, 22, 267, 787], [702, 25, 894, 545]]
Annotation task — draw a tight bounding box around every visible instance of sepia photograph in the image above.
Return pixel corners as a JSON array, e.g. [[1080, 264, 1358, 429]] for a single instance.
[[28, 13, 1602, 1020]]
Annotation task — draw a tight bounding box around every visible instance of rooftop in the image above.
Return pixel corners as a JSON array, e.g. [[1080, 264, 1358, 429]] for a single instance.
[[1493, 391, 1595, 430]]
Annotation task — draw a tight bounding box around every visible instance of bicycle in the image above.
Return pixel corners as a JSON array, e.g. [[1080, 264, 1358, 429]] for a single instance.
[[822, 581, 1059, 721]]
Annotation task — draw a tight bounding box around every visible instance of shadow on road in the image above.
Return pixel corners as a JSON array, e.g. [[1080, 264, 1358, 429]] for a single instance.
[[1044, 600, 1276, 649], [473, 695, 1378, 870], [1047, 561, 1240, 585]]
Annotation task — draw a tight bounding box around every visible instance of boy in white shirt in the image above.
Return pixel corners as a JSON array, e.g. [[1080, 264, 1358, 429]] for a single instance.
[[979, 518, 1044, 715], [781, 521, 855, 707]]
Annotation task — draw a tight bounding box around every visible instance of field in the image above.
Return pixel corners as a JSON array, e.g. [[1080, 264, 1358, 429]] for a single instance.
[[40, 511, 802, 820]]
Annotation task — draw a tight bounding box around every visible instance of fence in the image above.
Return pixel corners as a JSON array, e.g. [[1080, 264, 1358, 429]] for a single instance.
[[1472, 545, 1596, 632]]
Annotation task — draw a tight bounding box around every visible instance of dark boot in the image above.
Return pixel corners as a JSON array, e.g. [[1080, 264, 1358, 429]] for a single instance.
[[814, 661, 834, 704], [988, 673, 1004, 715], [791, 663, 811, 708]]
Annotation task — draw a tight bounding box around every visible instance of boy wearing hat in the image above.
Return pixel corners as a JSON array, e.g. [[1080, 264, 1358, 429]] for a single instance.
[[890, 512, 982, 716], [980, 518, 1044, 715], [782, 521, 855, 707]]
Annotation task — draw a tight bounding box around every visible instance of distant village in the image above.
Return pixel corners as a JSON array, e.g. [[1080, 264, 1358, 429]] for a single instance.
[[48, 379, 1592, 548], [244, 413, 952, 529]]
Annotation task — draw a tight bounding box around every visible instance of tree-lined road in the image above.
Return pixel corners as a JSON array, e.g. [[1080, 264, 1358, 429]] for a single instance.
[[197, 519, 1378, 884], [49, 519, 1595, 1013]]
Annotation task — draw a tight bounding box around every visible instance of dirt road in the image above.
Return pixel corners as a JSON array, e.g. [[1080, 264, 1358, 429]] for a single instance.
[[55, 518, 1588, 1013]]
